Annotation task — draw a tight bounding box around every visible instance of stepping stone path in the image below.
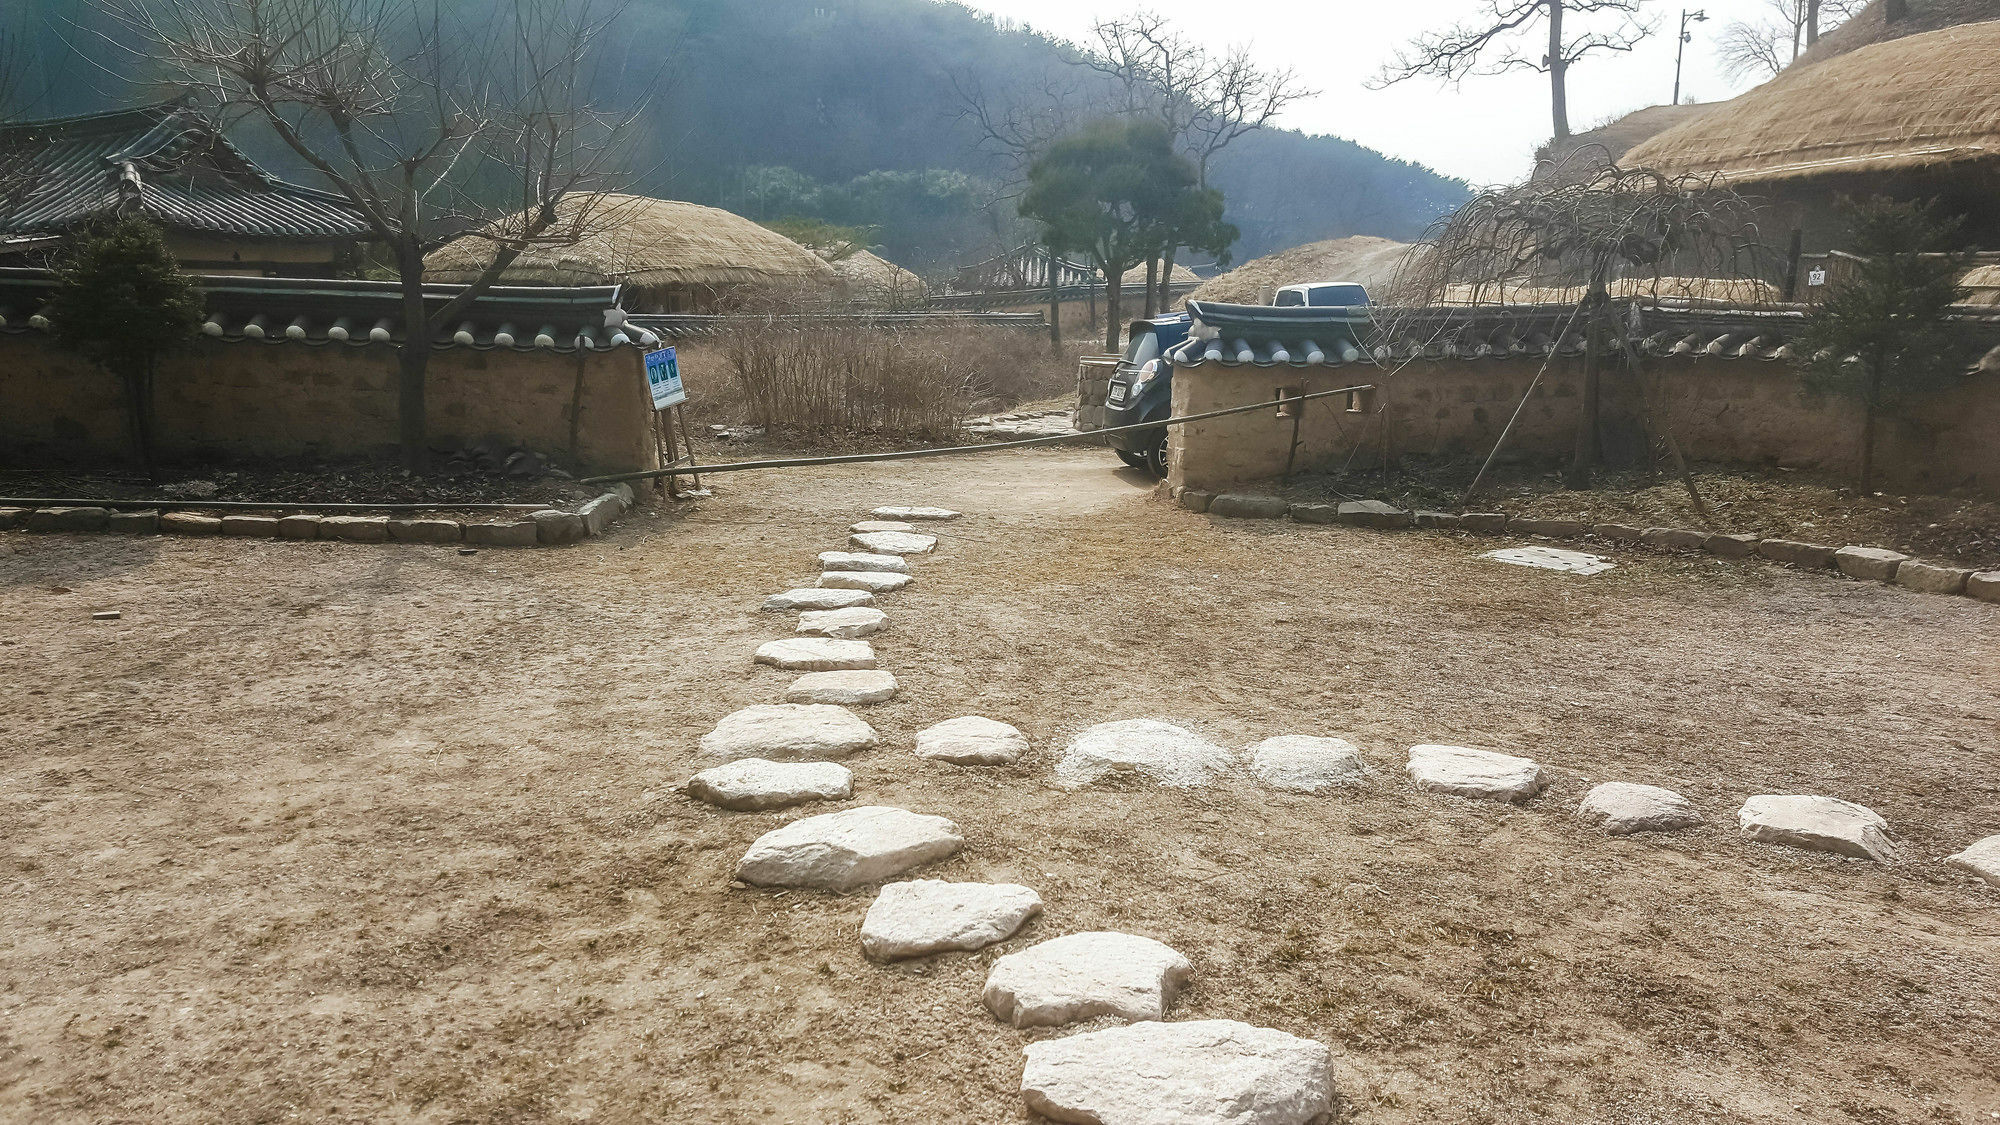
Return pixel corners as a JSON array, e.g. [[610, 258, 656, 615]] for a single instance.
[[699, 704, 878, 760], [1481, 546, 1616, 575], [851, 520, 915, 533], [1738, 794, 1896, 862], [1020, 1019, 1334, 1125], [860, 880, 1043, 961], [818, 550, 909, 573], [1248, 736, 1365, 792], [1576, 782, 1703, 834], [797, 606, 887, 638], [820, 570, 912, 593], [763, 587, 874, 612], [1056, 720, 1234, 789], [851, 530, 936, 555], [787, 670, 899, 704], [735, 806, 963, 892], [872, 506, 959, 520], [755, 637, 876, 671], [1946, 835, 2000, 886], [915, 716, 1029, 765], [982, 931, 1192, 1028], [1406, 744, 1545, 803], [686, 759, 852, 811]]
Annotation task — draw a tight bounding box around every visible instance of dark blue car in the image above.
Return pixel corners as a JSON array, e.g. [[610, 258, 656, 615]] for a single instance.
[[1101, 313, 1191, 477]]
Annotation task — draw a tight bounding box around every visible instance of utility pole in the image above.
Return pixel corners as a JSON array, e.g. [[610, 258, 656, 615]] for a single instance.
[[1673, 9, 1708, 104]]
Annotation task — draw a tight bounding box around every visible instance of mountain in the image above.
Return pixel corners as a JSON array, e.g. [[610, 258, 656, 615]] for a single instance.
[[4, 0, 1470, 275]]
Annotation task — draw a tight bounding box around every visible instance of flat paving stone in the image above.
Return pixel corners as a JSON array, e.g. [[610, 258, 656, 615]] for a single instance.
[[687, 759, 853, 811], [851, 530, 937, 555], [1056, 720, 1233, 789], [983, 931, 1193, 1029], [860, 880, 1043, 960], [755, 637, 876, 671], [1406, 744, 1544, 803], [851, 520, 915, 533], [1576, 782, 1703, 834], [1945, 835, 2000, 886], [735, 806, 963, 892], [763, 587, 875, 611], [787, 670, 899, 704], [698, 704, 879, 760], [797, 606, 887, 638], [819, 570, 913, 593], [872, 506, 960, 520], [1480, 546, 1615, 575], [1247, 736, 1365, 793], [1738, 794, 1896, 861], [818, 551, 910, 574], [1020, 1019, 1334, 1125], [915, 716, 1028, 765]]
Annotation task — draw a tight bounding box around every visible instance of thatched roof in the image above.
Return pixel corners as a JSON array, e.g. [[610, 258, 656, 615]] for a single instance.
[[1622, 20, 2000, 184], [1794, 0, 2000, 67], [1118, 261, 1202, 288], [1436, 276, 1785, 306], [426, 193, 836, 289], [1186, 236, 1414, 304], [1959, 262, 2000, 305], [828, 249, 927, 306], [1533, 104, 1717, 181]]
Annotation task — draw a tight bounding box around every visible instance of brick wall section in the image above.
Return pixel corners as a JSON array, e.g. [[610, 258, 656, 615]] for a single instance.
[[1168, 354, 2000, 494], [0, 334, 658, 475]]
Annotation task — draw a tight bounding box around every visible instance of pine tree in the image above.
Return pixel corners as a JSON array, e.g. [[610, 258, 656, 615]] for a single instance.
[[47, 215, 204, 478], [1798, 198, 1970, 493]]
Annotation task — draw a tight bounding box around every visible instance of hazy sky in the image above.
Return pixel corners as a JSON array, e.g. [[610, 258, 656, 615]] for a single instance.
[[966, 0, 1790, 186]]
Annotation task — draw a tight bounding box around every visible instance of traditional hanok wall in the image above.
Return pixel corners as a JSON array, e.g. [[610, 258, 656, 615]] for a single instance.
[[1168, 354, 2000, 494], [0, 334, 657, 474]]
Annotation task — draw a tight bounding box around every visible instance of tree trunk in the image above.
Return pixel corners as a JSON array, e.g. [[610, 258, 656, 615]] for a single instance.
[[1806, 0, 1821, 44], [1859, 354, 1884, 492], [1161, 246, 1179, 313], [396, 257, 432, 471], [1048, 264, 1062, 351], [125, 362, 156, 481], [1144, 256, 1159, 318], [1563, 285, 1606, 489], [1103, 267, 1124, 353], [1547, 0, 1570, 137]]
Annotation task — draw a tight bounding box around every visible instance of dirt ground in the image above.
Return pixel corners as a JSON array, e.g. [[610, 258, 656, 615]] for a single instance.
[[3, 447, 1999, 1125]]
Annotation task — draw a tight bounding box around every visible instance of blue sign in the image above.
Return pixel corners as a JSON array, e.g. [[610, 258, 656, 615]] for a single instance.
[[644, 346, 686, 410]]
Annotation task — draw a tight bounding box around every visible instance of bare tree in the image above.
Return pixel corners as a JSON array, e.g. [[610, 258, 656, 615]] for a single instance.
[[96, 0, 644, 469], [1372, 0, 1653, 141], [1716, 0, 1862, 80]]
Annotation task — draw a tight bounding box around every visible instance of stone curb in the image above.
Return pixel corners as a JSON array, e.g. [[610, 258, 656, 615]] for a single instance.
[[2, 482, 646, 549], [1178, 489, 1996, 607]]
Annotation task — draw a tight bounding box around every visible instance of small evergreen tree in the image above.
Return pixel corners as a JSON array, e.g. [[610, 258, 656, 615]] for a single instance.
[[48, 215, 204, 478], [1797, 197, 1970, 492]]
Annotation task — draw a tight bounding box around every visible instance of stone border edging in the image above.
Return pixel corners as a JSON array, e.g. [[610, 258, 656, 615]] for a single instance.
[[0, 482, 643, 548], [1174, 488, 2000, 606]]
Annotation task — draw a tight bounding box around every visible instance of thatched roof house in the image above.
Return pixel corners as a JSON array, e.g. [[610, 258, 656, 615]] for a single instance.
[[828, 250, 927, 308], [426, 194, 835, 313], [1793, 0, 2000, 68], [1623, 20, 2000, 252], [1187, 237, 1414, 304], [1532, 103, 1716, 182]]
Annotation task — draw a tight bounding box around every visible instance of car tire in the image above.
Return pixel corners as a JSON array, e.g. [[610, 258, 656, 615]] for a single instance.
[[1115, 449, 1147, 470], [1143, 425, 1169, 479]]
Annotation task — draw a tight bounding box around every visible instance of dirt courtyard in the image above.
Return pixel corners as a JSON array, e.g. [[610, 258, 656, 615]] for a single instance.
[[3, 448, 1999, 1124]]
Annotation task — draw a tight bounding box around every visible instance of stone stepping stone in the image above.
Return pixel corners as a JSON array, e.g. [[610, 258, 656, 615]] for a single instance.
[[1056, 720, 1233, 789], [1021, 1019, 1333, 1125], [699, 704, 878, 760], [1406, 744, 1544, 803], [735, 806, 963, 892], [755, 637, 876, 671], [982, 931, 1192, 1028], [819, 570, 912, 593], [1576, 782, 1703, 835], [1480, 546, 1615, 575], [860, 880, 1043, 961], [818, 550, 910, 574], [872, 506, 960, 520], [916, 716, 1028, 765], [851, 520, 915, 533], [1248, 736, 1365, 792], [1738, 794, 1896, 862], [763, 587, 873, 612], [687, 759, 852, 811], [797, 606, 887, 638], [1946, 835, 2000, 887], [851, 530, 937, 555], [787, 670, 899, 704]]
